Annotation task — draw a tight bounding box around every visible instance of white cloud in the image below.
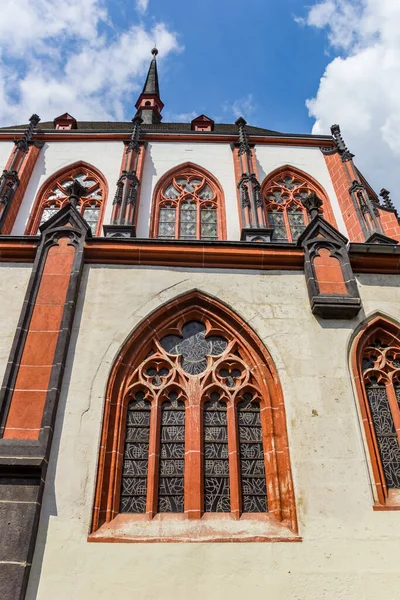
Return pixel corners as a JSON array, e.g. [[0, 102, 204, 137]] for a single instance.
[[301, 0, 400, 201], [136, 0, 149, 14], [0, 0, 180, 124], [223, 94, 256, 121]]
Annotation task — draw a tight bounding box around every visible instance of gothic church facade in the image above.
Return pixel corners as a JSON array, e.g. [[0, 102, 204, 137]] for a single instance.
[[0, 50, 399, 599]]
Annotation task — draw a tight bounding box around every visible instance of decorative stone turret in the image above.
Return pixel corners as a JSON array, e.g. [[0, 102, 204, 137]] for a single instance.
[[298, 195, 362, 319], [135, 48, 164, 125], [235, 117, 272, 242]]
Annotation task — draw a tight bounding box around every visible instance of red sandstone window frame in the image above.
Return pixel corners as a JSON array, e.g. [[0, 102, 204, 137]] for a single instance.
[[25, 161, 108, 236], [150, 162, 227, 241], [90, 292, 298, 542], [351, 315, 400, 510], [261, 165, 338, 242]]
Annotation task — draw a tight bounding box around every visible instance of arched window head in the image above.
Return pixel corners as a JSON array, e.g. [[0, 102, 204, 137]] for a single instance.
[[91, 292, 297, 542], [151, 163, 226, 241], [352, 316, 400, 507], [25, 162, 108, 236], [262, 167, 330, 243]]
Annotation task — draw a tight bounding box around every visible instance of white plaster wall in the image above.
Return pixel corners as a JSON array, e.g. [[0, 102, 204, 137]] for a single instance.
[[27, 266, 400, 600], [0, 264, 31, 382], [137, 142, 240, 239], [255, 145, 348, 238], [11, 141, 124, 235], [0, 141, 15, 171]]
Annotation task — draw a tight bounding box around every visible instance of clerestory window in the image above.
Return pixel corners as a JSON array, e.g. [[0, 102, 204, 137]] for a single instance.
[[151, 164, 226, 241], [25, 162, 107, 236]]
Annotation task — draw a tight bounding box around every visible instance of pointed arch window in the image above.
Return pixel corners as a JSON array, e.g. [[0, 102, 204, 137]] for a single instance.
[[262, 168, 330, 242], [25, 163, 107, 235], [352, 317, 400, 507], [92, 292, 297, 542], [151, 165, 226, 241]]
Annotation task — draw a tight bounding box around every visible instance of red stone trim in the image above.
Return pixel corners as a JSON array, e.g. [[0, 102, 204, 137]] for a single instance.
[[1, 144, 42, 235], [351, 315, 400, 508], [323, 152, 365, 242], [3, 237, 75, 439], [25, 161, 108, 235], [149, 162, 227, 240], [91, 291, 298, 541]]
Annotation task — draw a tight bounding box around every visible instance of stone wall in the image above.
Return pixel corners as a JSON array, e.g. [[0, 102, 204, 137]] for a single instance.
[[16, 264, 400, 600]]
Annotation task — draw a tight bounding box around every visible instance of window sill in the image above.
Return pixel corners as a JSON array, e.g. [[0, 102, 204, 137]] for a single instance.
[[373, 489, 400, 511], [88, 513, 301, 543]]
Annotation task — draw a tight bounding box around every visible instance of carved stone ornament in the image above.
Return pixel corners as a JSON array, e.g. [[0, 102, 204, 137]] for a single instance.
[[330, 124, 354, 162], [297, 216, 362, 319], [240, 227, 274, 242], [301, 191, 323, 220]]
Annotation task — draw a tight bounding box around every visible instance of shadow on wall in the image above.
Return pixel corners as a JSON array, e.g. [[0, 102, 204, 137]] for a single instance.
[[136, 147, 157, 238], [25, 268, 90, 600], [356, 273, 400, 288]]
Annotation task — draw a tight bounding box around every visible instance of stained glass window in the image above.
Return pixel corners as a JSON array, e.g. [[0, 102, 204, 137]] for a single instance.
[[29, 167, 105, 235], [116, 317, 273, 521], [155, 172, 221, 240], [238, 395, 268, 512], [204, 395, 230, 512], [158, 394, 186, 512], [366, 384, 400, 488], [359, 330, 400, 503], [83, 205, 100, 235], [264, 171, 324, 242], [39, 206, 60, 226], [158, 207, 176, 239], [120, 393, 151, 514], [180, 202, 197, 240], [201, 208, 218, 240], [267, 211, 287, 241], [288, 209, 306, 242]]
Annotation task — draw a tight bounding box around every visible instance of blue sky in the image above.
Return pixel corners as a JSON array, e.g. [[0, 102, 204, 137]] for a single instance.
[[111, 0, 329, 133], [0, 0, 399, 201]]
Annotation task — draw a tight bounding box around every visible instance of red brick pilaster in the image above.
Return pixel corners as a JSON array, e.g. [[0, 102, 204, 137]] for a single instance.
[[324, 152, 365, 242], [1, 143, 43, 235]]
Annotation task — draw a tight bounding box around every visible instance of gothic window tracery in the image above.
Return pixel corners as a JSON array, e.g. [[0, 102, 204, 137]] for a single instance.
[[262, 169, 327, 242], [26, 163, 107, 235], [361, 334, 400, 491], [93, 293, 297, 540], [151, 165, 225, 241], [118, 316, 270, 515]]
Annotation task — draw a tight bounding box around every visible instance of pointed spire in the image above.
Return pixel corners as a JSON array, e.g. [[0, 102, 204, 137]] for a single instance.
[[135, 48, 164, 124], [142, 47, 160, 96]]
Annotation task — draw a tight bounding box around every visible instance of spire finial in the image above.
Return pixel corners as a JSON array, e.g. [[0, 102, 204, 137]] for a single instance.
[[151, 47, 158, 57]]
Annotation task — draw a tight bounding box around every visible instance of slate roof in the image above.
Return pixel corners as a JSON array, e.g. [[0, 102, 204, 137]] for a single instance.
[[141, 55, 160, 97], [0, 120, 331, 139]]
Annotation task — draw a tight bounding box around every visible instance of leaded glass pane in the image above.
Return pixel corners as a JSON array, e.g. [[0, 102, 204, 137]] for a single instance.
[[267, 211, 288, 241], [204, 395, 230, 512], [158, 207, 176, 239], [201, 208, 217, 240], [164, 184, 180, 199], [39, 206, 60, 226], [288, 210, 306, 242], [158, 394, 185, 513], [48, 188, 66, 201], [120, 393, 151, 513], [238, 395, 268, 512], [180, 202, 197, 240], [83, 206, 100, 235], [367, 385, 400, 488], [160, 321, 227, 375], [198, 184, 213, 200]]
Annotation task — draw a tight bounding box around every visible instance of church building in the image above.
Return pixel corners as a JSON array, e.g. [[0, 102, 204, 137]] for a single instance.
[[0, 49, 399, 599]]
